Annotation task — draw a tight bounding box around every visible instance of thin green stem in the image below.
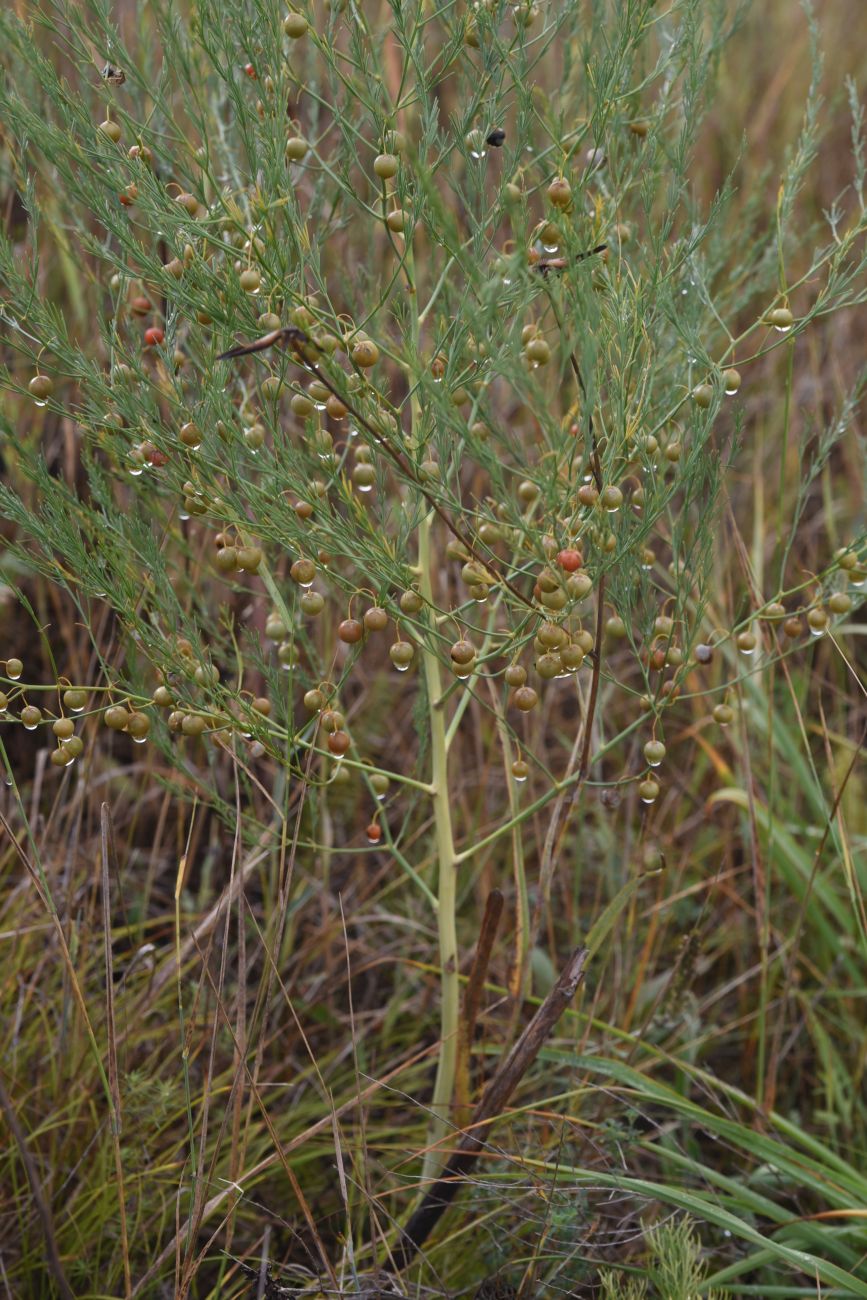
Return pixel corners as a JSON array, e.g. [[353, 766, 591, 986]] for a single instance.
[[776, 337, 796, 588]]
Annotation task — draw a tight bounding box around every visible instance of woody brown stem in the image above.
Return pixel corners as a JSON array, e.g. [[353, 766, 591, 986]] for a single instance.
[[454, 889, 505, 1126]]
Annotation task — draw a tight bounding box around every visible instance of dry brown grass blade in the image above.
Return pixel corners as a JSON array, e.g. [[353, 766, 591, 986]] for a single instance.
[[117, 829, 275, 1037], [187, 932, 340, 1292], [0, 1076, 75, 1300], [130, 1038, 442, 1296], [0, 807, 116, 1107], [100, 803, 132, 1298]]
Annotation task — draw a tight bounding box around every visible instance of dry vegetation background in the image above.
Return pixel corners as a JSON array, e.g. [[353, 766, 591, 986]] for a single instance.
[[1, 0, 866, 1297]]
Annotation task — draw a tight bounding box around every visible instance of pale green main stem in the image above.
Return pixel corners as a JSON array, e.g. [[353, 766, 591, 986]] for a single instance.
[[401, 231, 459, 1179], [419, 514, 459, 1180]]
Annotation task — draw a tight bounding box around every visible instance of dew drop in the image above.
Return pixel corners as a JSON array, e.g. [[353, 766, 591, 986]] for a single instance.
[[513, 771, 527, 783], [32, 398, 47, 408], [132, 734, 148, 744], [129, 465, 144, 477], [23, 720, 38, 732], [393, 663, 410, 672], [774, 323, 792, 334], [357, 482, 373, 493], [7, 665, 21, 681]]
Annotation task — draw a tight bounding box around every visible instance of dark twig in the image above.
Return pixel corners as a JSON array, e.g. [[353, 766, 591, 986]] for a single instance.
[[525, 279, 607, 953], [219, 329, 534, 609], [389, 944, 588, 1271], [536, 243, 608, 275], [578, 573, 606, 781]]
